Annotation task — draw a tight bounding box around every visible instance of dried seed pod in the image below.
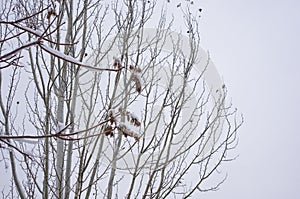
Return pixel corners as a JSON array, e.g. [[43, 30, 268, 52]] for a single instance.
[[131, 118, 141, 127], [104, 125, 114, 137], [135, 79, 142, 94], [118, 124, 140, 142], [47, 9, 57, 19], [135, 67, 142, 73], [113, 57, 122, 69]]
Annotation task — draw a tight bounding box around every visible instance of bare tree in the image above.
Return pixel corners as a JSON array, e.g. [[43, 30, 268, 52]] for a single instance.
[[0, 0, 243, 198]]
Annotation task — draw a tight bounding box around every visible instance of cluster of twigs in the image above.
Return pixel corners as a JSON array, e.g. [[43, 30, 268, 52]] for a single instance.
[[0, 4, 123, 72]]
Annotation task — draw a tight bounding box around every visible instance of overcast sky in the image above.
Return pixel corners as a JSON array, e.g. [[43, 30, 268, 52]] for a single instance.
[[198, 0, 300, 198], [1, 1, 299, 198]]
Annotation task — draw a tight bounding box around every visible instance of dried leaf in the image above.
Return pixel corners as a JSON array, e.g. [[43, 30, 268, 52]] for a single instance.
[[104, 126, 114, 137]]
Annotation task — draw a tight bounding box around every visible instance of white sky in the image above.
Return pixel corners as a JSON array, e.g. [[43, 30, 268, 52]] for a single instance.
[[1, 1, 299, 198], [198, 0, 300, 198]]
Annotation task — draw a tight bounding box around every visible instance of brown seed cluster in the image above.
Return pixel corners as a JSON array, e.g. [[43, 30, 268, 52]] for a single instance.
[[117, 124, 140, 142], [118, 107, 141, 127], [113, 57, 122, 69], [104, 108, 141, 141], [129, 65, 142, 94]]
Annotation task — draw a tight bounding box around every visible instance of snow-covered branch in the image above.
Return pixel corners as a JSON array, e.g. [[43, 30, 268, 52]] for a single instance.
[[0, 40, 40, 61], [40, 43, 123, 72]]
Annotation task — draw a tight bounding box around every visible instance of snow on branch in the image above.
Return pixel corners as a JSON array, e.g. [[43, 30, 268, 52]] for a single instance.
[[39, 43, 123, 72], [118, 123, 140, 142], [104, 107, 141, 141], [118, 107, 141, 127], [13, 23, 44, 37], [0, 40, 40, 61], [1, 10, 123, 72]]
